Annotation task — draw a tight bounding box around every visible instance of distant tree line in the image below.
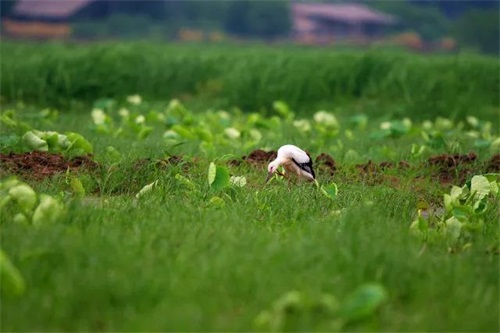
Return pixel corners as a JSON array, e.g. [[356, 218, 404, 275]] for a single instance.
[[1, 0, 498, 53]]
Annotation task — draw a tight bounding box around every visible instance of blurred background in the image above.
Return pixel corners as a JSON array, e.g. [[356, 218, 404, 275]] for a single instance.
[[1, 0, 499, 54]]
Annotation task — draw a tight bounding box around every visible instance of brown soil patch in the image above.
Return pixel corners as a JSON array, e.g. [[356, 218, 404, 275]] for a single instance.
[[245, 149, 277, 165], [315, 153, 337, 175], [485, 154, 500, 173], [426, 152, 478, 184], [229, 149, 278, 167], [0, 151, 98, 180]]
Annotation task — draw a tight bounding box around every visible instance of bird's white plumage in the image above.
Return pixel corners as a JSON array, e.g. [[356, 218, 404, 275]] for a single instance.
[[266, 144, 315, 183]]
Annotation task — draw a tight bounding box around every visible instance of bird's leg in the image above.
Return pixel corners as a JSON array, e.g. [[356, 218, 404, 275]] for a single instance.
[[286, 173, 298, 190]]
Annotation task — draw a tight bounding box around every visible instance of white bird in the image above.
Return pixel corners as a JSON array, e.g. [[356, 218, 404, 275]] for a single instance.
[[265, 144, 316, 184]]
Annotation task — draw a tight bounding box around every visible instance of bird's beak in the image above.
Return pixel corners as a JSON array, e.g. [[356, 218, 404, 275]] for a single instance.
[[265, 171, 274, 184]]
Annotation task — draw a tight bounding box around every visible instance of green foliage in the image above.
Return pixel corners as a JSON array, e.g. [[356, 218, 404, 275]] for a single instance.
[[372, 0, 450, 41], [208, 162, 230, 191], [320, 183, 338, 200], [22, 130, 93, 155], [411, 174, 500, 249], [0, 178, 66, 226], [224, 0, 290, 39], [255, 283, 388, 331], [0, 249, 26, 297], [2, 42, 499, 120], [452, 9, 500, 54], [0, 68, 499, 332], [337, 283, 388, 323]]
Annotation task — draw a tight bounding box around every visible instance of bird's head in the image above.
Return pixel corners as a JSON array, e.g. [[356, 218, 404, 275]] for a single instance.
[[265, 160, 280, 184]]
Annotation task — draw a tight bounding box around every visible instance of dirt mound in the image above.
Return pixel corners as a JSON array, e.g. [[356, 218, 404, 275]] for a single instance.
[[485, 154, 500, 173], [0, 151, 98, 180], [427, 152, 477, 168], [426, 152, 478, 184], [245, 149, 277, 164], [229, 149, 278, 167], [315, 153, 336, 175]]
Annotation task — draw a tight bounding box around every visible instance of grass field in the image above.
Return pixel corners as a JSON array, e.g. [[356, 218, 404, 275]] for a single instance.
[[1, 41, 499, 332], [1, 41, 499, 120]]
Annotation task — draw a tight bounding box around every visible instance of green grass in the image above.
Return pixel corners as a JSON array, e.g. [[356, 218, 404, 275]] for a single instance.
[[3, 188, 497, 331], [1, 40, 499, 331], [1, 41, 499, 121], [1, 99, 499, 331]]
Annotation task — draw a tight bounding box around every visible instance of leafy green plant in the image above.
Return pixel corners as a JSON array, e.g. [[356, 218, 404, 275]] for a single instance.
[[254, 283, 388, 331], [22, 130, 93, 155], [0, 178, 66, 226], [208, 162, 230, 191], [411, 174, 499, 247], [0, 249, 26, 297]]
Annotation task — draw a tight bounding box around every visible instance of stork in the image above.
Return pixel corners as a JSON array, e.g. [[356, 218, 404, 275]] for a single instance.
[[265, 144, 316, 184]]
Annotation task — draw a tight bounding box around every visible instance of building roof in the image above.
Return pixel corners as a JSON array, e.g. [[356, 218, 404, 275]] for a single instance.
[[10, 0, 95, 19], [292, 3, 396, 32]]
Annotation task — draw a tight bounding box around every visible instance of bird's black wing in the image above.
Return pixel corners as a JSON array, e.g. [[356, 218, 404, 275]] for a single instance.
[[292, 158, 316, 179]]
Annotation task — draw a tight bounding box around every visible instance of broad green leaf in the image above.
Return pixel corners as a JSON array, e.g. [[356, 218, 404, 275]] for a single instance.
[[473, 139, 491, 149], [490, 138, 500, 153], [57, 134, 71, 149], [449, 185, 465, 204], [211, 166, 230, 191], [388, 120, 408, 137], [22, 131, 48, 151], [105, 146, 122, 162], [136, 180, 159, 199], [249, 129, 262, 142], [293, 119, 311, 133], [314, 111, 338, 128], [470, 175, 491, 200], [93, 98, 115, 110], [410, 210, 428, 235], [452, 206, 470, 222], [137, 126, 154, 140], [66, 132, 93, 153], [273, 290, 303, 312], [42, 132, 59, 149], [466, 116, 479, 128], [209, 196, 225, 208], [70, 178, 86, 197], [32, 195, 64, 226], [473, 197, 488, 213], [208, 162, 217, 185], [443, 194, 452, 211], [320, 183, 338, 200], [196, 128, 213, 142], [338, 283, 388, 322], [349, 114, 368, 129], [344, 149, 361, 163], [223, 128, 240, 140], [230, 176, 247, 187], [13, 213, 29, 224], [91, 108, 106, 125], [0, 249, 26, 297], [273, 100, 292, 118], [171, 125, 195, 139], [445, 216, 462, 241], [8, 184, 37, 213], [0, 195, 12, 213], [435, 117, 453, 131], [483, 173, 499, 195]]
